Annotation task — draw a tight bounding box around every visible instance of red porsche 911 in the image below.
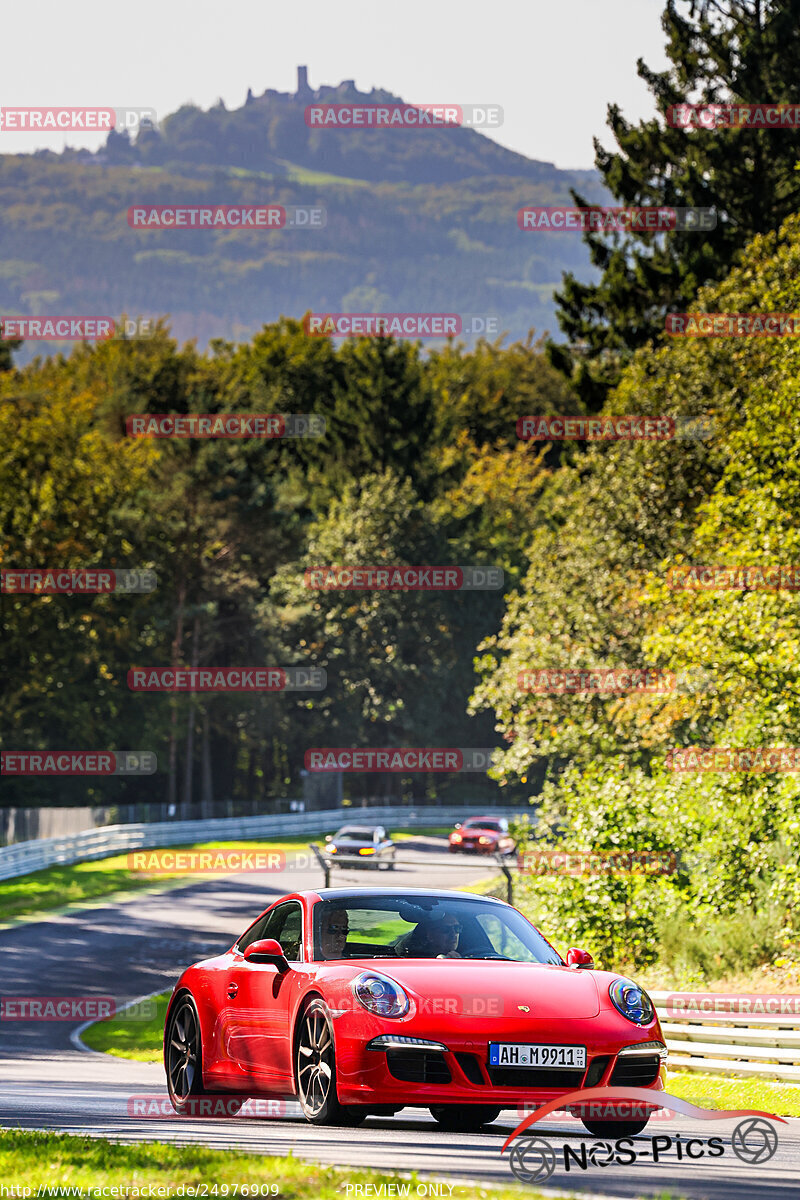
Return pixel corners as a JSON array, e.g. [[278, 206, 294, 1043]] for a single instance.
[[164, 888, 667, 1135]]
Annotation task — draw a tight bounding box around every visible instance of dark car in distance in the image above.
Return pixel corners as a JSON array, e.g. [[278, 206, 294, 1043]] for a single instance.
[[325, 825, 396, 869]]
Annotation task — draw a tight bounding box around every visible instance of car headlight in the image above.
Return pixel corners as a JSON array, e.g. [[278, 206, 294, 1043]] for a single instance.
[[478, 836, 491, 844], [353, 972, 409, 1018], [358, 847, 375, 855], [609, 978, 654, 1025], [451, 833, 462, 842]]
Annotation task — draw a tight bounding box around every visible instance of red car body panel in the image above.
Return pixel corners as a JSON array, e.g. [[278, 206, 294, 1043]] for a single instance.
[[164, 889, 667, 1112]]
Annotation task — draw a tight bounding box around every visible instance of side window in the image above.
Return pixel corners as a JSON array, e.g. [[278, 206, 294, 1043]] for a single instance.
[[263, 902, 303, 962], [237, 911, 270, 952], [477, 914, 538, 961]]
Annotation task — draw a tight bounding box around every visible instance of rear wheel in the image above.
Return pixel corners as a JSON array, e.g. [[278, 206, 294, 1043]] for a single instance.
[[429, 1105, 501, 1131], [296, 999, 367, 1126], [581, 1117, 649, 1138], [166, 995, 205, 1114]]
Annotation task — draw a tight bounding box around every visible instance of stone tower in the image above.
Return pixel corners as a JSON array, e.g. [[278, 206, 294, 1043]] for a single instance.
[[297, 66, 311, 97]]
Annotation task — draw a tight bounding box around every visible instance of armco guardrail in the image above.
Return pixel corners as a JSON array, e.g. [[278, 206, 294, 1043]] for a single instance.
[[0, 806, 527, 883], [650, 991, 800, 1082]]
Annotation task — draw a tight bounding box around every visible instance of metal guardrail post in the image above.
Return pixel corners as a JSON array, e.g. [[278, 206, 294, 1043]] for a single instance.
[[494, 852, 513, 904], [308, 842, 330, 888]]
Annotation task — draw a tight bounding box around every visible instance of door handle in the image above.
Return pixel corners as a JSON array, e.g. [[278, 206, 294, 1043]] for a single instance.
[[227, 983, 238, 998]]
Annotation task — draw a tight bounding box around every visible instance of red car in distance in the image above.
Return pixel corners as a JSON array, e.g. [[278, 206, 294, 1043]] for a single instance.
[[163, 887, 666, 1135], [449, 815, 515, 855]]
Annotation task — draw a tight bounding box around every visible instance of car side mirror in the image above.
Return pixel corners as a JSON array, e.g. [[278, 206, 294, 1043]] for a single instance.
[[325, 834, 332, 842], [243, 938, 290, 973], [566, 947, 594, 969], [454, 823, 462, 830]]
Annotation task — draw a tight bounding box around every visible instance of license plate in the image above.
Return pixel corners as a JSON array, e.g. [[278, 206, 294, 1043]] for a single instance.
[[489, 1042, 586, 1069]]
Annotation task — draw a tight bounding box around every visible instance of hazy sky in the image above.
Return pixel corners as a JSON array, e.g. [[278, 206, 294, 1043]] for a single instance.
[[3, 0, 669, 169]]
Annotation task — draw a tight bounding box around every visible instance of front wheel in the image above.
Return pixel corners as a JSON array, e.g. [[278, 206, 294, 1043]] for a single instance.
[[165, 994, 205, 1114], [296, 999, 367, 1126], [582, 1118, 649, 1138], [429, 1105, 501, 1131]]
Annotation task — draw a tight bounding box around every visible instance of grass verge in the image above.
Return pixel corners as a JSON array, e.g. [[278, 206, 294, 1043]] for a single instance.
[[0, 837, 317, 924], [667, 1070, 800, 1117], [0, 1129, 539, 1198], [82, 992, 172, 1062]]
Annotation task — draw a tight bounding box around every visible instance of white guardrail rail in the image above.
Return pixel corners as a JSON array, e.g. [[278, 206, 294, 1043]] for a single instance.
[[649, 991, 800, 1082], [0, 805, 526, 883]]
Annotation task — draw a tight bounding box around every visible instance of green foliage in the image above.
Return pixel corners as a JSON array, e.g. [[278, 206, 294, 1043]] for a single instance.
[[477, 211, 800, 971], [552, 0, 800, 406], [1, 324, 559, 808]]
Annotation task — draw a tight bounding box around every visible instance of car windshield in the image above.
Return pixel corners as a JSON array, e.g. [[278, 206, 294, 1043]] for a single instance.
[[334, 827, 376, 841], [464, 819, 502, 831], [313, 895, 563, 964]]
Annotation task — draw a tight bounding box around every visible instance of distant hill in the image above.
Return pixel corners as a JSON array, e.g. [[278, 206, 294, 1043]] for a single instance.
[[94, 68, 594, 187], [1, 69, 607, 358]]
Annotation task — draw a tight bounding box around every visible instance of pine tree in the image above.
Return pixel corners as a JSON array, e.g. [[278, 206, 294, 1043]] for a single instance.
[[0, 329, 21, 371], [550, 0, 800, 408]]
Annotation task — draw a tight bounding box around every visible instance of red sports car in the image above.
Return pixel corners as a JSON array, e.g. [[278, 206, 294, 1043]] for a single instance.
[[164, 887, 666, 1135], [449, 816, 515, 855]]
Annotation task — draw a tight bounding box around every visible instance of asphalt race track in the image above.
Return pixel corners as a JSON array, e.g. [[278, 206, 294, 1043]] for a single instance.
[[1, 845, 797, 1198]]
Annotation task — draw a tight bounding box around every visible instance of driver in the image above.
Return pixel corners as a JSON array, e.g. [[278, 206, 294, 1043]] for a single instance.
[[401, 910, 462, 958], [318, 906, 350, 959]]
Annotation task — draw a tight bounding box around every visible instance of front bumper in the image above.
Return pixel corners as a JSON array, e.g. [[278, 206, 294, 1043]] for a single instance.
[[327, 853, 383, 868], [333, 1025, 667, 1108]]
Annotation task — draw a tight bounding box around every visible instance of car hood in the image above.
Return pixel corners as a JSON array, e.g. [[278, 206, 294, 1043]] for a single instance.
[[345, 959, 601, 1018]]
